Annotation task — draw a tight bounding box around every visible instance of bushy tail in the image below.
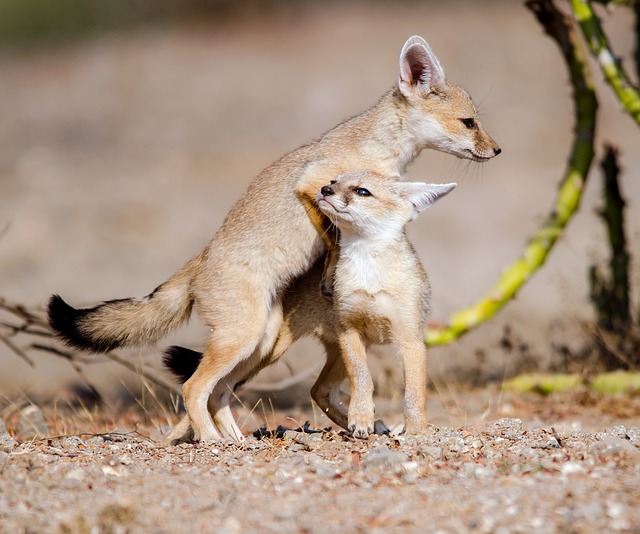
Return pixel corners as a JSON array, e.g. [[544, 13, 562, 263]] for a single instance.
[[163, 346, 202, 384], [48, 254, 201, 353]]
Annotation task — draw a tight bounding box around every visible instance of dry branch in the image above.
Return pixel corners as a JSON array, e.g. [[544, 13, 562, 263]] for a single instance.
[[1, 297, 316, 397], [1, 297, 181, 397], [0, 332, 35, 367]]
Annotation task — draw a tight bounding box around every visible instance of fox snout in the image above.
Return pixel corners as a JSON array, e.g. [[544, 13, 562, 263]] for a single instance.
[[320, 185, 335, 197], [317, 184, 337, 207]]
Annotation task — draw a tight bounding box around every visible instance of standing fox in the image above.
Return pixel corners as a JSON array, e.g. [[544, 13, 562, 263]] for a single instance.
[[317, 171, 456, 438], [166, 171, 455, 442], [48, 35, 500, 442]]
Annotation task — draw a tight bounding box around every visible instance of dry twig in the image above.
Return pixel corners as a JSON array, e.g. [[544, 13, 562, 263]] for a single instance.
[[1, 296, 315, 399]]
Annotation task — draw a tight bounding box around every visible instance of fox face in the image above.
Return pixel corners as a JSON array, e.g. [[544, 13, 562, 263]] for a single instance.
[[316, 170, 456, 238], [317, 172, 408, 236], [398, 36, 501, 162]]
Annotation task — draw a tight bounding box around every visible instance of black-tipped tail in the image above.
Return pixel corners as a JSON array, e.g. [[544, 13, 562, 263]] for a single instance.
[[163, 346, 202, 384], [47, 294, 119, 353]]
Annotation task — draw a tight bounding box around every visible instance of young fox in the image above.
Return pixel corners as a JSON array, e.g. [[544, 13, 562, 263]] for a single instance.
[[48, 35, 500, 442], [316, 171, 456, 438], [165, 171, 455, 443]]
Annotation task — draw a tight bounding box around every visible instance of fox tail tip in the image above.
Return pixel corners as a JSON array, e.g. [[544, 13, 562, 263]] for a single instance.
[[47, 294, 112, 352], [47, 294, 79, 340], [163, 346, 202, 384]]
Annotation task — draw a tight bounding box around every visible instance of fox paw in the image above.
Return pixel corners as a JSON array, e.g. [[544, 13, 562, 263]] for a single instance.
[[193, 426, 223, 444], [402, 423, 428, 436], [166, 427, 195, 447], [348, 423, 374, 439], [348, 413, 375, 439], [403, 414, 428, 435]]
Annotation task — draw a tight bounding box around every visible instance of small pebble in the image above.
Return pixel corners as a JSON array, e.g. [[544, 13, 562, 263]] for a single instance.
[[560, 462, 584, 475], [64, 468, 86, 481], [0, 451, 9, 472], [545, 436, 561, 449], [362, 445, 408, 471], [0, 432, 18, 452], [17, 405, 49, 439]]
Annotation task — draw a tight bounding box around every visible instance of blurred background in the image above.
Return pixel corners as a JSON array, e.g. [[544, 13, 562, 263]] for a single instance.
[[0, 0, 638, 402]]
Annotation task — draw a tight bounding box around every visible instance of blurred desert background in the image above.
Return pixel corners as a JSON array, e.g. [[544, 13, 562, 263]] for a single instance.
[[0, 0, 638, 402]]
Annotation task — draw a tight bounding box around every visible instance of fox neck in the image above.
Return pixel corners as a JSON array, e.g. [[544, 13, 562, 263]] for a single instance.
[[356, 88, 430, 176], [339, 224, 405, 258], [336, 227, 407, 295]]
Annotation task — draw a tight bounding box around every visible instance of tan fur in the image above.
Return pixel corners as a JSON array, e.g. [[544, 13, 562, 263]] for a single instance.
[[50, 36, 499, 442], [317, 171, 457, 438], [165, 259, 349, 444], [167, 169, 454, 444]]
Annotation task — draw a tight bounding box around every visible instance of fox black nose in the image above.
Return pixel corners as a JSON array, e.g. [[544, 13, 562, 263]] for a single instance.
[[320, 185, 334, 196], [494, 147, 502, 156]]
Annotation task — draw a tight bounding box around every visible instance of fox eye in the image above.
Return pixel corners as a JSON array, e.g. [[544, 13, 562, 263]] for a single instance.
[[461, 118, 476, 129], [353, 187, 371, 197], [330, 180, 337, 185]]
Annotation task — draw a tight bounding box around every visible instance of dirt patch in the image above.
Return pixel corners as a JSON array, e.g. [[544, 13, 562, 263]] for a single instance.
[[1, 392, 639, 533]]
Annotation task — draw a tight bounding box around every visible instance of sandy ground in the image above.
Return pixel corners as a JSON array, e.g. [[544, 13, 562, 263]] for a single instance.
[[1, 391, 640, 533]]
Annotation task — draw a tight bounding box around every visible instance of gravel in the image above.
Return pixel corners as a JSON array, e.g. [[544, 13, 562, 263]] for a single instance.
[[1, 417, 638, 533]]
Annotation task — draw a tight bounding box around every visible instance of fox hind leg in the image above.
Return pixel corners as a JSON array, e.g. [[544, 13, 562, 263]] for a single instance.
[[311, 340, 349, 429], [209, 301, 285, 441], [399, 337, 428, 435], [182, 336, 257, 442], [183, 299, 283, 442], [165, 415, 193, 446]]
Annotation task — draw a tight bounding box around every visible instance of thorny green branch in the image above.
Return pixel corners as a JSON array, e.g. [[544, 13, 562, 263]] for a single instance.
[[570, 0, 640, 126], [426, 0, 598, 345]]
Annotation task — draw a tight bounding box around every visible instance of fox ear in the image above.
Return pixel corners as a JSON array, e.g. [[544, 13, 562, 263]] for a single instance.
[[399, 35, 446, 98], [400, 182, 457, 220]]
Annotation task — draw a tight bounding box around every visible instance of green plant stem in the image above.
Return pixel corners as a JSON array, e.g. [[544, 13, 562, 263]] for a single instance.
[[636, 0, 640, 82], [570, 0, 640, 126], [599, 145, 631, 331], [426, 0, 597, 346]]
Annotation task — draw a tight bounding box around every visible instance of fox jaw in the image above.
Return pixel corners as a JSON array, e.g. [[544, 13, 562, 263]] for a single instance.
[[398, 36, 501, 162]]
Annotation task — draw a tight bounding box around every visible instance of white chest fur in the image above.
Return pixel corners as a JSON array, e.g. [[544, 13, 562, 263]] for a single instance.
[[337, 240, 384, 291], [334, 236, 413, 344]]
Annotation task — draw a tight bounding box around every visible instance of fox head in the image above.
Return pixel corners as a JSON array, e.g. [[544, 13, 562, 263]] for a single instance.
[[397, 35, 501, 162], [316, 170, 457, 239]]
